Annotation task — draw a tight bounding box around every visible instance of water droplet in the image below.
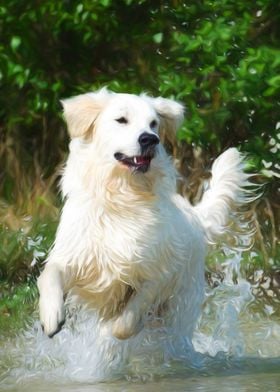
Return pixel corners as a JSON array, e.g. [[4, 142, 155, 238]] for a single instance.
[[249, 68, 257, 75]]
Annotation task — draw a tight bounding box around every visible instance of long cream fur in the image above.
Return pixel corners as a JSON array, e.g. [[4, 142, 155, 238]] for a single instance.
[[37, 88, 250, 340]]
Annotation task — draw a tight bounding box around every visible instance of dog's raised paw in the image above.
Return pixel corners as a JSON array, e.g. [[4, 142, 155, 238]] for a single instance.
[[47, 318, 66, 338], [39, 296, 65, 338]]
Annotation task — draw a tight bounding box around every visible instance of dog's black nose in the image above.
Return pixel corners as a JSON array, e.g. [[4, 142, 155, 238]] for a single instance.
[[138, 132, 160, 148]]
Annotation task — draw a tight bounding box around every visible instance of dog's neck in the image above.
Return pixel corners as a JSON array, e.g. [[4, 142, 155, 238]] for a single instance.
[[61, 142, 178, 211]]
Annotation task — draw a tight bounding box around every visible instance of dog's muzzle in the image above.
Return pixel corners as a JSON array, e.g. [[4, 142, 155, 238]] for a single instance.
[[114, 132, 159, 173]]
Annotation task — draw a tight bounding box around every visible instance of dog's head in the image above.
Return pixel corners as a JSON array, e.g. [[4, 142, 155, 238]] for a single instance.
[[61, 88, 184, 175]]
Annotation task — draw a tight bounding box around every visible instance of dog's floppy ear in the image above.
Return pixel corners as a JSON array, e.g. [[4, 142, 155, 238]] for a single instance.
[[143, 96, 185, 142], [60, 88, 112, 138]]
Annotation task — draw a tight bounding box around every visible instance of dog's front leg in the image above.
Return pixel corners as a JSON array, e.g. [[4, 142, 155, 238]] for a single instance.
[[37, 263, 66, 338], [112, 279, 165, 340]]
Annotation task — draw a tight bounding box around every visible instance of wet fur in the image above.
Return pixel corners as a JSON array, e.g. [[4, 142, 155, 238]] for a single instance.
[[38, 89, 249, 340]]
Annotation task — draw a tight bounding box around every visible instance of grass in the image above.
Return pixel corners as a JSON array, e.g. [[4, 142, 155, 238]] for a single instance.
[[0, 218, 56, 338], [0, 184, 59, 338], [0, 217, 58, 284], [0, 281, 38, 338]]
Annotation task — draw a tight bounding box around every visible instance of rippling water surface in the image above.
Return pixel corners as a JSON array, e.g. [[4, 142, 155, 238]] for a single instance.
[[1, 252, 279, 392]]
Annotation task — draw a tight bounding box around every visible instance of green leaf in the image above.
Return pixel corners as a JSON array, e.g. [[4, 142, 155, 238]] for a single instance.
[[267, 75, 280, 88], [10, 36, 21, 52], [153, 33, 163, 44], [76, 3, 83, 13]]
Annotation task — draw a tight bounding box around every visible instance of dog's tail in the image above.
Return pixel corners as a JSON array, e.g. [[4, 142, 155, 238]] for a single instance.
[[194, 148, 254, 243]]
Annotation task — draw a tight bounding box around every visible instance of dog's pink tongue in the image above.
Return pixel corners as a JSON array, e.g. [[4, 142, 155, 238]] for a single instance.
[[136, 156, 150, 164]]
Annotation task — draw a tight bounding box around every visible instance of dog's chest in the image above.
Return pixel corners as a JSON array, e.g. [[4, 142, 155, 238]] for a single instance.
[[63, 193, 202, 296], [93, 206, 159, 268], [90, 200, 196, 282]]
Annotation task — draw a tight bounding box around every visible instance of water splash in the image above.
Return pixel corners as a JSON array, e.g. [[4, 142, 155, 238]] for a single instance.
[[194, 249, 255, 357], [1, 250, 280, 390]]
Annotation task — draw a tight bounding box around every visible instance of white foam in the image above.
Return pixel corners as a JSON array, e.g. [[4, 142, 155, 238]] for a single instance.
[[1, 251, 280, 389]]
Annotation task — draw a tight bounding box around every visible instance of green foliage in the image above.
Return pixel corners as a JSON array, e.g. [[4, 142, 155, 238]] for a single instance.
[[1, 1, 279, 174], [0, 218, 57, 283], [0, 282, 37, 336]]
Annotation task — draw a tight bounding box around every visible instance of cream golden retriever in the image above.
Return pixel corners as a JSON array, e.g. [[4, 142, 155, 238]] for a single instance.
[[37, 88, 249, 340]]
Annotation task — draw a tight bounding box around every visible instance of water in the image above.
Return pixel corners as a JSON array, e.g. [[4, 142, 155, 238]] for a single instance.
[[0, 252, 279, 391]]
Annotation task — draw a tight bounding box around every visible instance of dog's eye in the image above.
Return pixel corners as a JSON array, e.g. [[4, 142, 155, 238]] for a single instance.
[[116, 117, 128, 124], [150, 120, 158, 129]]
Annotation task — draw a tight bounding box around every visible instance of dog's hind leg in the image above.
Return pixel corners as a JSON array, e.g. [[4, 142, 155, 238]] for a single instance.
[[37, 263, 66, 338], [111, 279, 168, 340]]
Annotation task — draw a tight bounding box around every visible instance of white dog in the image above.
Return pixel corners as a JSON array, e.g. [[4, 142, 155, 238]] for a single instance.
[[37, 88, 249, 340]]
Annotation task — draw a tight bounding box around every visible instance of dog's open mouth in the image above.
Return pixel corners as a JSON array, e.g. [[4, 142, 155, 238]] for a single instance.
[[114, 152, 154, 173]]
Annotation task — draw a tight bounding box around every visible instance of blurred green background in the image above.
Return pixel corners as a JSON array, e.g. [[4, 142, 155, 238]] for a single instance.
[[0, 0, 279, 314]]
